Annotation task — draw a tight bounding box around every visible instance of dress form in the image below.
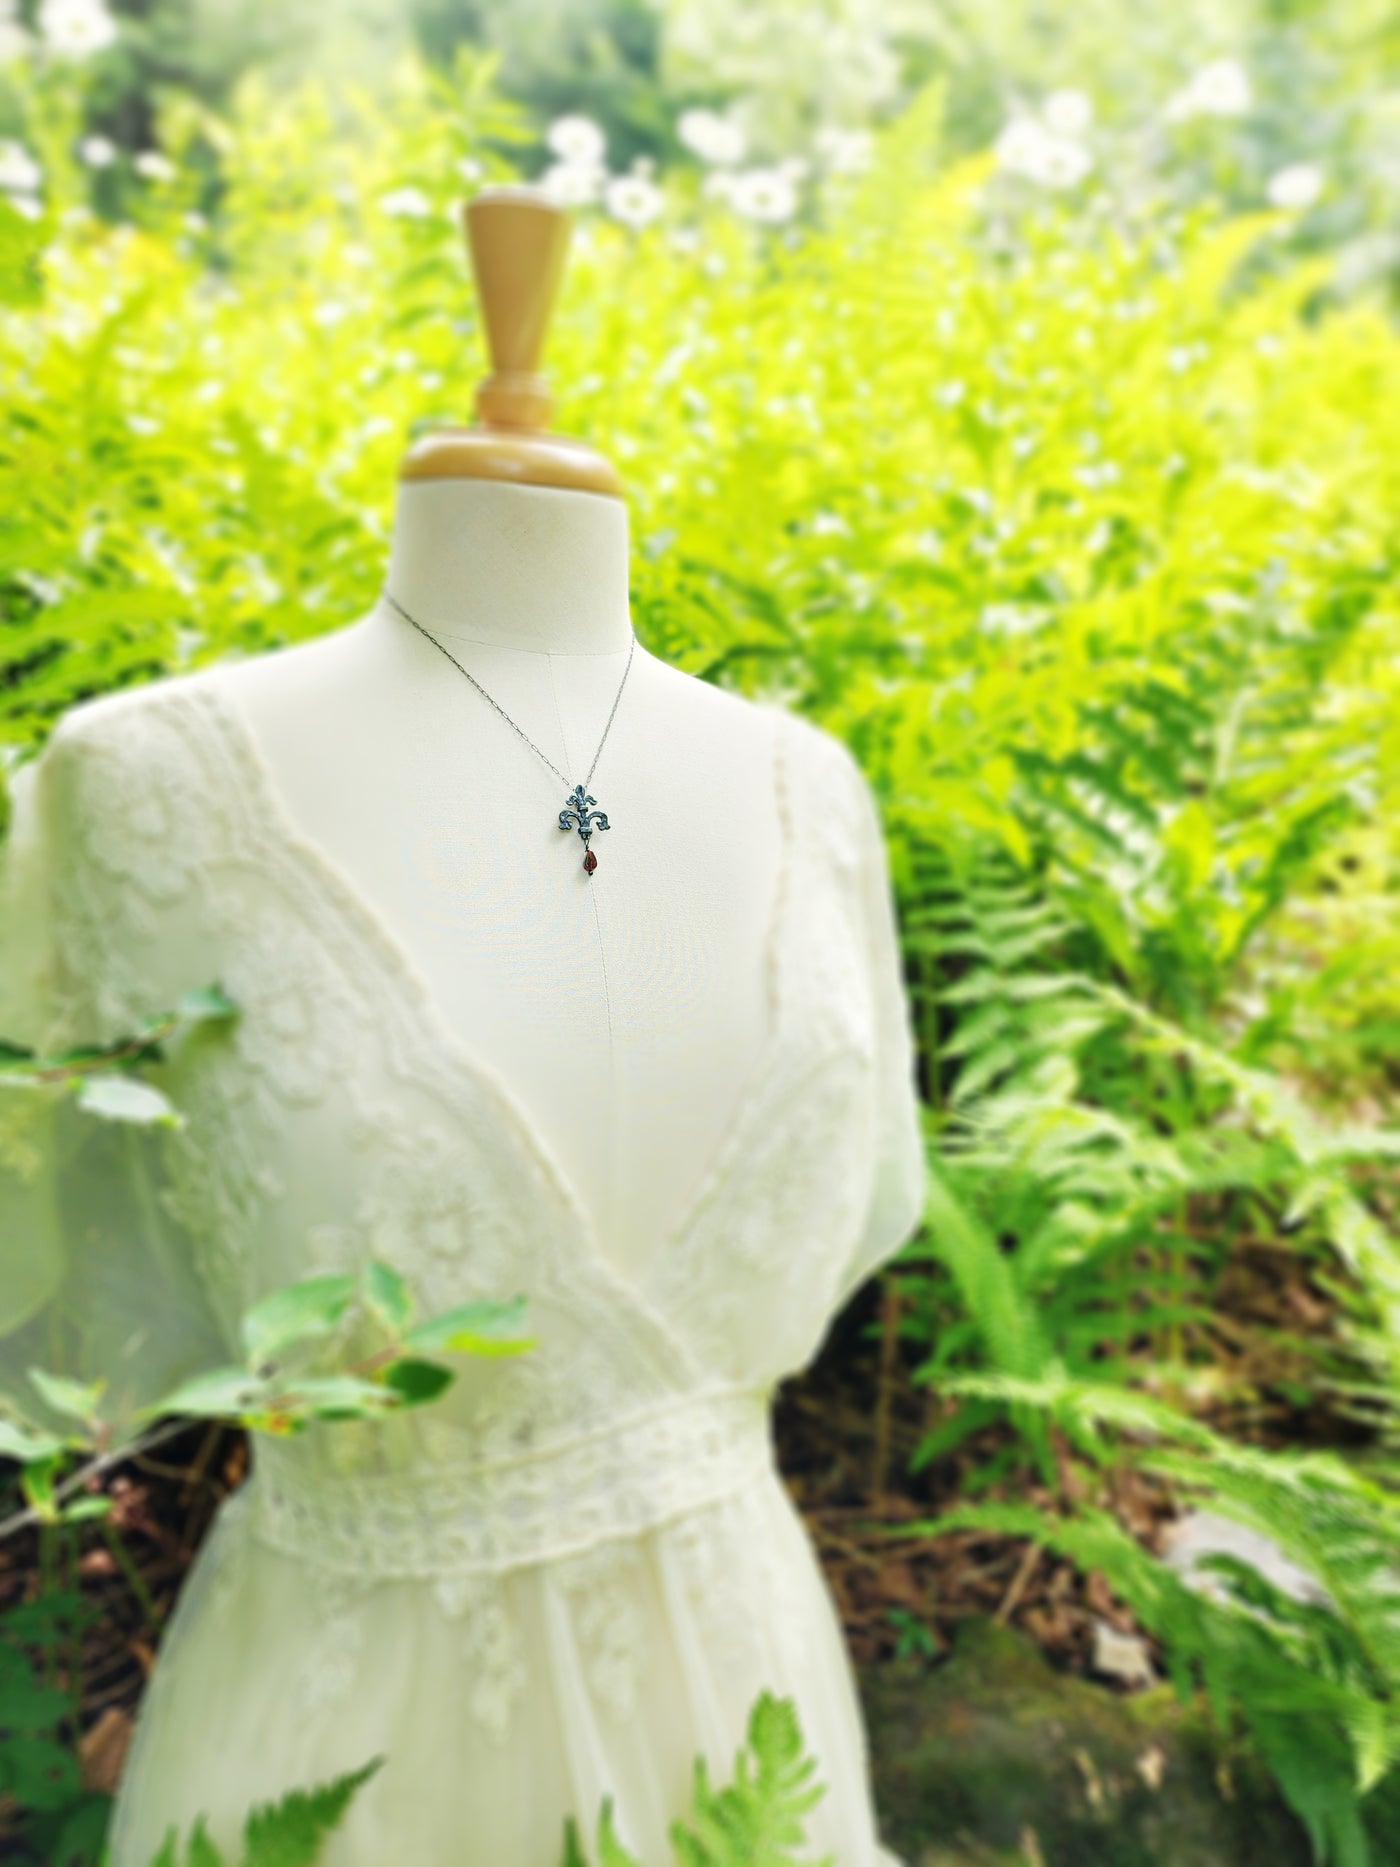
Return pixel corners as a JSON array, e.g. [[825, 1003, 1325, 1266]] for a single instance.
[[205, 193, 782, 1288], [0, 187, 924, 1867]]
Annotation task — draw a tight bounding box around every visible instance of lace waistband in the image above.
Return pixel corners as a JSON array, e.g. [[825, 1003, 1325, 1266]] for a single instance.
[[244, 1383, 776, 1579]]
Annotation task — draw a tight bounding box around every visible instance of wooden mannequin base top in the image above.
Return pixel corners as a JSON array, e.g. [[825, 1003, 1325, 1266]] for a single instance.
[[398, 426, 625, 498]]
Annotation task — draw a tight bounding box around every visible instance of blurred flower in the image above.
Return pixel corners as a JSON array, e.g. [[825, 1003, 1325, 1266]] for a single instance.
[[813, 125, 873, 174], [1267, 162, 1323, 209], [379, 186, 433, 219], [701, 169, 738, 202], [1035, 137, 1093, 188], [809, 511, 850, 536], [77, 134, 117, 168], [38, 0, 118, 55], [981, 602, 1051, 637], [677, 107, 745, 166], [1164, 57, 1251, 123], [1043, 89, 1092, 137], [1073, 460, 1121, 488], [0, 139, 41, 196], [457, 156, 482, 182], [538, 160, 604, 206], [995, 117, 1047, 173], [777, 155, 810, 182], [995, 117, 1092, 188], [604, 172, 663, 228], [546, 114, 606, 168], [726, 166, 799, 223], [133, 147, 175, 182]]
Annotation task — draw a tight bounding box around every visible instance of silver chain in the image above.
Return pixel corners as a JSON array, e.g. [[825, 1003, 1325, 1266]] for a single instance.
[[379, 587, 638, 793]]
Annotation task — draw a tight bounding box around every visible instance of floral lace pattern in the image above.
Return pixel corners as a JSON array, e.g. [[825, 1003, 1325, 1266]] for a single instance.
[[245, 1383, 775, 1577], [20, 671, 924, 1856], [550, 1538, 652, 1725]]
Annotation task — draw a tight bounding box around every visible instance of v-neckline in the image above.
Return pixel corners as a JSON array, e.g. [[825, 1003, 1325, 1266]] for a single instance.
[[185, 674, 799, 1316]]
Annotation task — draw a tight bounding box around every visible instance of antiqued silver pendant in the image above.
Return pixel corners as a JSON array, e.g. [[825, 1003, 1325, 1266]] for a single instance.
[[560, 783, 610, 876]]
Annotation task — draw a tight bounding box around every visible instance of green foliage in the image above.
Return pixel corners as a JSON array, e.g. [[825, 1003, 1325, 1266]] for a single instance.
[[560, 1689, 834, 1867], [119, 1684, 830, 1867], [144, 1756, 385, 1867], [0, 32, 1396, 1867], [888, 1375, 1400, 1867], [0, 983, 239, 1129], [898, 859, 1399, 1462], [0, 1250, 537, 1537], [0, 1586, 111, 1867]]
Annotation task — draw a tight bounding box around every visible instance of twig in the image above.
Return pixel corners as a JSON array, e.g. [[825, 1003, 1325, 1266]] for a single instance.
[[0, 1415, 196, 1542], [993, 1539, 1042, 1625], [872, 1279, 903, 1504]]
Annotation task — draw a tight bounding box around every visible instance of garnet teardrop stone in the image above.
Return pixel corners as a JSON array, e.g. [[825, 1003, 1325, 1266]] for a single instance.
[[583, 849, 598, 874]]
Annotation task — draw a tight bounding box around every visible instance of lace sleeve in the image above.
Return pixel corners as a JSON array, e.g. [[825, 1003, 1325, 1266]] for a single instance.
[[829, 748, 927, 1314], [0, 714, 230, 1442]]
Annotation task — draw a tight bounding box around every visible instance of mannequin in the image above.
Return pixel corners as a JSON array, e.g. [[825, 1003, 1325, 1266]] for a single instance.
[[203, 186, 783, 1291], [0, 183, 923, 1867]]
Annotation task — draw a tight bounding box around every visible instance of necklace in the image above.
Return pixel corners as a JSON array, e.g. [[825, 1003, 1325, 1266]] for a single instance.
[[379, 587, 638, 878]]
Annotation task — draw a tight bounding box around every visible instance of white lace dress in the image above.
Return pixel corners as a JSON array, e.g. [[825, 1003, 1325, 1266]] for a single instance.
[[0, 672, 926, 1867]]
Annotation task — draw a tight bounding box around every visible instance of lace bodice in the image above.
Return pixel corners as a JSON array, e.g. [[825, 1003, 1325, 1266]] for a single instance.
[[0, 667, 924, 1528]]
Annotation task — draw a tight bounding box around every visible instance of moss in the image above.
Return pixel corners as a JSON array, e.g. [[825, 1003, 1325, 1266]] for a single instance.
[[861, 1617, 1314, 1867]]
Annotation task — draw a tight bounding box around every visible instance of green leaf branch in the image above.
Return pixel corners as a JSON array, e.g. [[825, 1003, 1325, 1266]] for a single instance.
[[0, 1258, 537, 1540]]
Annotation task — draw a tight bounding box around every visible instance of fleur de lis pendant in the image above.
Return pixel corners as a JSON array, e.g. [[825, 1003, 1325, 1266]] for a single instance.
[[559, 783, 611, 876]]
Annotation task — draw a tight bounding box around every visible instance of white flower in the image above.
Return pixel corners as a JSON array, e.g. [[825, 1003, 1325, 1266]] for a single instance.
[[457, 156, 482, 182], [1035, 136, 1093, 188], [7, 191, 40, 219], [701, 168, 738, 202], [1043, 89, 1093, 137], [603, 172, 663, 229], [38, 0, 118, 55], [538, 160, 604, 207], [778, 155, 810, 182], [1165, 57, 1251, 123], [995, 117, 1093, 188], [1267, 162, 1323, 210], [0, 139, 41, 195], [379, 186, 432, 219], [1192, 57, 1252, 115], [546, 114, 606, 168], [77, 133, 117, 168], [133, 148, 175, 182], [813, 125, 873, 174], [677, 107, 746, 166], [726, 165, 798, 224], [995, 116, 1048, 173]]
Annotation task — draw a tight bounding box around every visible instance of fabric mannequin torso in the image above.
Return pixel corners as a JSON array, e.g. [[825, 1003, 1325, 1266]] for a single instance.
[[206, 478, 781, 1288]]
